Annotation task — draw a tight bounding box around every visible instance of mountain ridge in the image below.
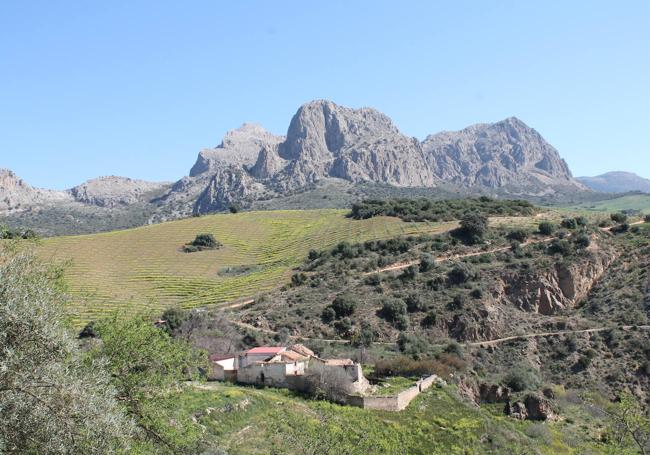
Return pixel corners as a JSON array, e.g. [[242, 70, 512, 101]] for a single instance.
[[577, 171, 650, 193]]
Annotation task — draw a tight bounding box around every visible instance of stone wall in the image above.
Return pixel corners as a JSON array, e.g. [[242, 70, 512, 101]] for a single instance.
[[345, 375, 441, 411]]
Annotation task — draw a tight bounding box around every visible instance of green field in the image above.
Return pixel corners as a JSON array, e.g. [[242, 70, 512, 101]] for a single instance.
[[171, 382, 603, 454], [561, 193, 650, 214], [38, 209, 454, 324]]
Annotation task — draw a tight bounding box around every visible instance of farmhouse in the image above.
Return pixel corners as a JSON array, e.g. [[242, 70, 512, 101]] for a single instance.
[[209, 344, 369, 393]]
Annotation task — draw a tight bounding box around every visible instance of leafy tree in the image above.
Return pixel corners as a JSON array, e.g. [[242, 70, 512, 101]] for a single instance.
[[547, 239, 573, 256], [503, 366, 541, 392], [0, 249, 131, 454], [447, 263, 478, 285], [78, 320, 98, 339], [92, 314, 207, 454], [405, 293, 425, 313], [228, 204, 240, 214], [573, 233, 591, 249], [538, 221, 555, 236], [321, 307, 336, 323], [161, 306, 188, 335], [600, 392, 650, 454], [645, 214, 650, 223], [379, 298, 407, 322], [575, 216, 589, 226], [331, 294, 357, 318], [421, 310, 437, 327], [191, 233, 220, 249], [455, 213, 489, 245], [611, 212, 628, 224]]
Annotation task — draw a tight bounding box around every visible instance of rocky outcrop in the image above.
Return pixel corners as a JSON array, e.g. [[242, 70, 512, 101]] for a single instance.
[[189, 123, 284, 177], [497, 248, 616, 315], [69, 176, 168, 208], [479, 383, 511, 403], [422, 117, 582, 194], [505, 394, 557, 421], [193, 165, 265, 214], [1, 100, 589, 221], [577, 171, 650, 193], [0, 169, 71, 213]]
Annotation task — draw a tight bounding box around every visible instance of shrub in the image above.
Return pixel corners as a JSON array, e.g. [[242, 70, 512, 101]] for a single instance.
[[470, 288, 484, 299], [645, 214, 650, 223], [380, 298, 407, 322], [547, 239, 572, 256], [455, 213, 489, 245], [78, 321, 97, 339], [291, 273, 307, 286], [507, 229, 528, 243], [160, 307, 188, 334], [400, 265, 418, 281], [611, 212, 628, 224], [397, 332, 430, 358], [321, 307, 336, 323], [447, 263, 478, 285], [393, 313, 409, 330], [443, 341, 464, 358], [560, 218, 578, 230], [447, 294, 466, 310], [611, 223, 630, 234], [422, 310, 437, 327], [308, 249, 321, 261], [538, 222, 555, 236], [405, 293, 425, 313], [228, 204, 240, 214], [503, 367, 541, 392], [573, 233, 591, 249], [192, 233, 220, 249], [333, 318, 353, 336], [184, 233, 221, 252], [364, 274, 381, 286], [331, 294, 357, 318], [575, 216, 589, 226], [419, 253, 436, 272]]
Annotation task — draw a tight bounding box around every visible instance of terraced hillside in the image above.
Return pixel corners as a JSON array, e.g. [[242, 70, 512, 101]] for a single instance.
[[38, 209, 455, 324]]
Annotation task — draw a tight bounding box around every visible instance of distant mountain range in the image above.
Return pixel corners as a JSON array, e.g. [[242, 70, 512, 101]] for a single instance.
[[577, 171, 650, 193], [2, 99, 592, 234]]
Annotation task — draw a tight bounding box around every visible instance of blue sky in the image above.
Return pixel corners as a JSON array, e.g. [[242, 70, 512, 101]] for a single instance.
[[1, 1, 649, 189]]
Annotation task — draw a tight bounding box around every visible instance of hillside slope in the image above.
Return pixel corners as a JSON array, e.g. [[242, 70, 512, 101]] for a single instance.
[[37, 209, 450, 324], [577, 171, 650, 193]]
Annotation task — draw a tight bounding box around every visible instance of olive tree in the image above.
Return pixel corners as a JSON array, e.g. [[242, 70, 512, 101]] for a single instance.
[[0, 247, 132, 454]]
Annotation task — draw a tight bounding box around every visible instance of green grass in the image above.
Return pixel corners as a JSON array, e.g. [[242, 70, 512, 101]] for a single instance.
[[561, 193, 650, 214], [37, 209, 454, 325], [169, 382, 606, 454]]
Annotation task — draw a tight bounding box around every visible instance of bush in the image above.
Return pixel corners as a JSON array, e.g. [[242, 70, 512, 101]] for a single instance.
[[547, 239, 572, 256], [160, 307, 188, 334], [645, 214, 650, 223], [447, 294, 466, 310], [455, 213, 489, 245], [447, 263, 478, 285], [419, 253, 436, 272], [573, 233, 591, 249], [503, 367, 541, 392], [330, 294, 357, 318], [422, 310, 437, 327], [333, 318, 353, 336], [507, 229, 528, 243], [611, 212, 628, 224], [470, 288, 484, 299], [560, 218, 578, 230], [192, 233, 219, 249], [396, 332, 430, 358], [78, 321, 97, 339], [405, 293, 425, 313], [575, 216, 589, 226], [611, 223, 630, 234], [380, 298, 407, 322], [443, 341, 464, 358], [400, 265, 418, 281], [538, 222, 555, 236], [308, 249, 321, 261], [321, 307, 336, 323], [184, 233, 221, 252], [291, 273, 307, 286]]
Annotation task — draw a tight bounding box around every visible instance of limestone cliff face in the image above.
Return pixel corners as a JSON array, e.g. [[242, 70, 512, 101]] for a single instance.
[[497, 248, 616, 315], [0, 168, 71, 213], [275, 100, 436, 188], [422, 117, 581, 193], [193, 165, 265, 214], [69, 176, 168, 208]]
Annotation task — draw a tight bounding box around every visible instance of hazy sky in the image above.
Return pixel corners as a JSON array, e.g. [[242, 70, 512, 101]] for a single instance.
[[1, 1, 649, 189]]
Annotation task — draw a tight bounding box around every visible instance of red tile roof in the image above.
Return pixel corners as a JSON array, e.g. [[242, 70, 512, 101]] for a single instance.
[[246, 346, 285, 355]]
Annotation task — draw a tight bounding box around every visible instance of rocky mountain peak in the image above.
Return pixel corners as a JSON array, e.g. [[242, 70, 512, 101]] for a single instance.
[[68, 176, 168, 208], [189, 123, 284, 177]]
